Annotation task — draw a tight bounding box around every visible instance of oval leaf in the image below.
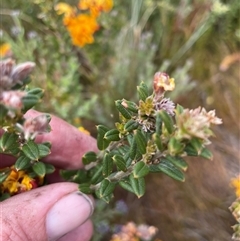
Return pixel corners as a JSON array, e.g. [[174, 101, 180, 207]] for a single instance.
[[113, 154, 127, 172], [99, 179, 116, 198], [129, 174, 145, 198], [32, 161, 46, 177], [82, 151, 97, 165], [133, 161, 149, 178], [15, 156, 31, 170], [102, 153, 113, 177], [165, 155, 188, 171], [153, 159, 185, 182], [22, 140, 40, 160], [38, 143, 51, 158]]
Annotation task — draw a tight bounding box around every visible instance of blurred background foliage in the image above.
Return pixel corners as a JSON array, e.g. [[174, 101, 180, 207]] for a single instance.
[[1, 0, 239, 240]]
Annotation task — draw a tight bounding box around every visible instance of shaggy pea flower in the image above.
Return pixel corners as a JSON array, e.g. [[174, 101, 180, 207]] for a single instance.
[[0, 167, 43, 196], [79, 0, 113, 17], [153, 72, 175, 97]]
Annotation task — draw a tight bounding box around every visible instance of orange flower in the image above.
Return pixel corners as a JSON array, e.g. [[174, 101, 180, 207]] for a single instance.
[[79, 0, 113, 17], [231, 175, 240, 198], [0, 43, 11, 57], [64, 14, 99, 47], [78, 126, 90, 135]]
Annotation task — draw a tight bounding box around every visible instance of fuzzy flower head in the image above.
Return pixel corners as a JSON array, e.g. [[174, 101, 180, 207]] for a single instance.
[[154, 98, 175, 116], [0, 166, 43, 196], [153, 72, 175, 97], [175, 107, 222, 142]]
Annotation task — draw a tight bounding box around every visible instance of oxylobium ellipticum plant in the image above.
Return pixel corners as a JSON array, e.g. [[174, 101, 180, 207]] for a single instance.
[[0, 58, 223, 203]]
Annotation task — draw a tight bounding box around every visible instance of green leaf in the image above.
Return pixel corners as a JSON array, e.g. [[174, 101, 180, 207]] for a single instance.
[[158, 110, 174, 134], [119, 180, 134, 193], [184, 144, 198, 156], [45, 163, 55, 174], [104, 129, 120, 142], [176, 104, 184, 114], [153, 133, 163, 151], [0, 105, 8, 123], [0, 193, 11, 201], [79, 183, 93, 194], [168, 137, 185, 155], [102, 153, 113, 177], [22, 140, 40, 160], [200, 148, 213, 160], [124, 120, 139, 132], [0, 132, 19, 153], [0, 168, 11, 184], [155, 112, 163, 135], [96, 125, 110, 150], [133, 161, 149, 178], [99, 179, 116, 198], [95, 189, 113, 203], [129, 136, 137, 159], [27, 88, 44, 98], [189, 138, 203, 154], [115, 100, 132, 119], [129, 174, 145, 198], [134, 129, 147, 155], [121, 99, 138, 113], [91, 166, 104, 184], [15, 156, 31, 170], [165, 155, 188, 171], [32, 161, 46, 177], [82, 151, 97, 165], [22, 94, 40, 111], [113, 154, 127, 172], [71, 169, 88, 183], [38, 143, 51, 158], [60, 170, 78, 181], [137, 82, 149, 101], [151, 159, 185, 182]]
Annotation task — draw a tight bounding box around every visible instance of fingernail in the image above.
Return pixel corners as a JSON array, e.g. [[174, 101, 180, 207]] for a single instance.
[[46, 191, 94, 241]]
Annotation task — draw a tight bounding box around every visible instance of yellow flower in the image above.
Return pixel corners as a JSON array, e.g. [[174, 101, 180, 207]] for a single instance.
[[78, 126, 90, 135], [0, 43, 11, 57], [63, 13, 99, 47], [79, 0, 113, 17], [55, 2, 75, 16], [231, 175, 240, 198], [1, 166, 43, 195]]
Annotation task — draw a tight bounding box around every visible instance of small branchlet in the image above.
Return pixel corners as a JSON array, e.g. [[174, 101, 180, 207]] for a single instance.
[[63, 72, 222, 203], [0, 59, 54, 201]]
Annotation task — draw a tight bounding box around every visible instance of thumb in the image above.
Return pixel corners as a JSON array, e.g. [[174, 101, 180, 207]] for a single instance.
[[1, 183, 94, 241]]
